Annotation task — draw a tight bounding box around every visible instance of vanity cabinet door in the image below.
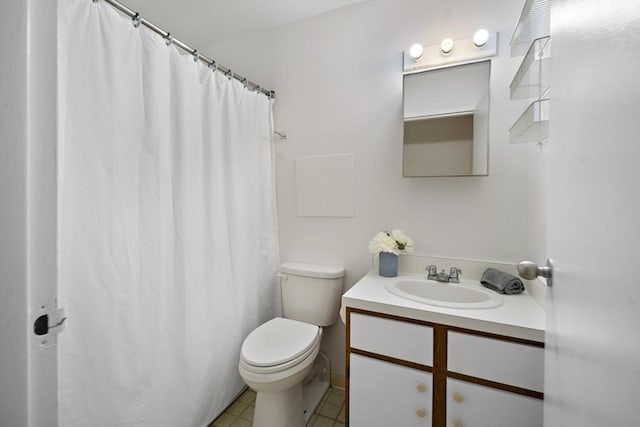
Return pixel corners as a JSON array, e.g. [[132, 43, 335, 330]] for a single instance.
[[350, 312, 433, 365], [349, 353, 432, 427], [447, 331, 544, 392], [446, 378, 543, 427]]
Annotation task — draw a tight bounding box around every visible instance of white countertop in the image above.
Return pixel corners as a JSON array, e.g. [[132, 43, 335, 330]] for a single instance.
[[342, 270, 546, 342]]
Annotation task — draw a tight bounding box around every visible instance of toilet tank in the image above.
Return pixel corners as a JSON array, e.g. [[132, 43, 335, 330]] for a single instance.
[[280, 262, 345, 327]]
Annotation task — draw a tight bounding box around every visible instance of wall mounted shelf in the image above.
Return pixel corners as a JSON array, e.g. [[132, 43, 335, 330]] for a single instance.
[[509, 99, 549, 144], [510, 36, 551, 100], [509, 0, 550, 57], [509, 0, 550, 144]]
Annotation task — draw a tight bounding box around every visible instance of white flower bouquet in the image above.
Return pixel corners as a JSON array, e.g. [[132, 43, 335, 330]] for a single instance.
[[368, 230, 414, 256]]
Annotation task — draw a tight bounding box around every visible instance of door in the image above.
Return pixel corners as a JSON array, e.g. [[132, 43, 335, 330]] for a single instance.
[[545, 2, 640, 426], [27, 0, 60, 426], [0, 1, 59, 426]]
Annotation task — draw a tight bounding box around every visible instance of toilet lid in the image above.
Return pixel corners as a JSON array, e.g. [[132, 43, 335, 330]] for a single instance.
[[241, 317, 320, 367]]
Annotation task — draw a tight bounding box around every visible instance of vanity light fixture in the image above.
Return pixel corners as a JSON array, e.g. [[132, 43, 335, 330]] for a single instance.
[[440, 38, 454, 55], [408, 43, 424, 61], [403, 31, 497, 73], [473, 29, 490, 48]]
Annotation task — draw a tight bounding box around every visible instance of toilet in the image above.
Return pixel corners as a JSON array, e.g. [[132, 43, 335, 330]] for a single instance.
[[238, 262, 345, 427]]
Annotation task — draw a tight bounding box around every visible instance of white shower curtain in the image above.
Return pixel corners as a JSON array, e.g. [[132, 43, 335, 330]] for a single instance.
[[57, 1, 280, 426]]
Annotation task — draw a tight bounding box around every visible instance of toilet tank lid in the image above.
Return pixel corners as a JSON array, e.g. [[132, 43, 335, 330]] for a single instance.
[[281, 262, 344, 279]]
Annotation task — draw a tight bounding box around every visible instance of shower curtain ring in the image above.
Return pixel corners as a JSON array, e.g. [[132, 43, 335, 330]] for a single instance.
[[227, 70, 233, 81], [242, 78, 248, 89], [193, 50, 200, 63], [255, 85, 261, 94], [132, 13, 142, 28], [209, 61, 218, 73], [164, 33, 173, 46]]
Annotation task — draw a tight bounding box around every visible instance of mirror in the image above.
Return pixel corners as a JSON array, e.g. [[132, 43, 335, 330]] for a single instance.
[[403, 60, 490, 177]]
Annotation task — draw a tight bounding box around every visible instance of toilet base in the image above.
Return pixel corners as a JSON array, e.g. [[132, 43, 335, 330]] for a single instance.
[[254, 383, 304, 427], [302, 352, 331, 422]]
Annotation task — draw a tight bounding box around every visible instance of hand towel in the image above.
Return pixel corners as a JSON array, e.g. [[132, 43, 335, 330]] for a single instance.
[[480, 268, 525, 295]]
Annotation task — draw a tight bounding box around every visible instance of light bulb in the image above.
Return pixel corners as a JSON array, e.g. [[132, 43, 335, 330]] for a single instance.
[[409, 43, 423, 60], [440, 38, 454, 55], [473, 29, 490, 48]]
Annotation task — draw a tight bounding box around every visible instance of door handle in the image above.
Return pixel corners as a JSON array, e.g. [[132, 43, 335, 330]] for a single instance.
[[517, 258, 554, 287]]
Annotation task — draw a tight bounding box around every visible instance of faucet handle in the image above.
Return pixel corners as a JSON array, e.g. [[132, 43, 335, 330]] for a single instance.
[[426, 265, 438, 279], [449, 267, 462, 283]]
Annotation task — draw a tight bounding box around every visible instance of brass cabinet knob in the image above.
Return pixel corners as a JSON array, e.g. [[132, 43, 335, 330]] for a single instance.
[[453, 392, 464, 403], [416, 383, 427, 393], [452, 418, 463, 427], [416, 408, 427, 418]]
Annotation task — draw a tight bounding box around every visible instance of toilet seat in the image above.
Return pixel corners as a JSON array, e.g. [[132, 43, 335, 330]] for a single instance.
[[241, 317, 321, 374]]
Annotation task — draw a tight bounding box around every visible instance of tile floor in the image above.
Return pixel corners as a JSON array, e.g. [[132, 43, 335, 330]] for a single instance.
[[210, 387, 346, 427]]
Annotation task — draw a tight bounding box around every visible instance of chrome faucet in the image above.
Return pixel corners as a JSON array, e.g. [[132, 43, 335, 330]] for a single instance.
[[426, 265, 462, 283], [436, 269, 450, 282], [426, 265, 438, 280], [449, 267, 462, 283]]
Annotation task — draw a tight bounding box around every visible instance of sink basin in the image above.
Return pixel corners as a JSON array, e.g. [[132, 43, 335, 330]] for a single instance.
[[384, 279, 503, 309]]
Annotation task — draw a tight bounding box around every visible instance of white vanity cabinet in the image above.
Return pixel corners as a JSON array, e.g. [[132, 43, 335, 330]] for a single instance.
[[349, 312, 433, 365], [346, 308, 544, 427], [446, 378, 543, 427], [348, 312, 434, 427], [447, 331, 544, 392], [350, 354, 433, 427], [446, 331, 544, 427]]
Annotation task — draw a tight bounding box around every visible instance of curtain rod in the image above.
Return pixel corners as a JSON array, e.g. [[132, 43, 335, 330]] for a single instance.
[[95, 0, 275, 99]]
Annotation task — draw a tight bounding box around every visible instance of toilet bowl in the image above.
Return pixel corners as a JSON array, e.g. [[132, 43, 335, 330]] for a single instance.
[[239, 317, 322, 390], [239, 318, 322, 427], [238, 262, 344, 427]]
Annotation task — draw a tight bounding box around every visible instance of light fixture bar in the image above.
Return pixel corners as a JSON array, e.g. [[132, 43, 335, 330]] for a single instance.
[[403, 32, 498, 73]]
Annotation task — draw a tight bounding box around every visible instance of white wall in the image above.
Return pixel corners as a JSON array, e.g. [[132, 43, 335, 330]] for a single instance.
[[0, 1, 29, 424], [207, 0, 531, 382]]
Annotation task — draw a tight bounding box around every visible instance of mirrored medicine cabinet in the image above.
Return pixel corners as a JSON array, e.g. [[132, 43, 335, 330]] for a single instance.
[[403, 60, 491, 177]]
